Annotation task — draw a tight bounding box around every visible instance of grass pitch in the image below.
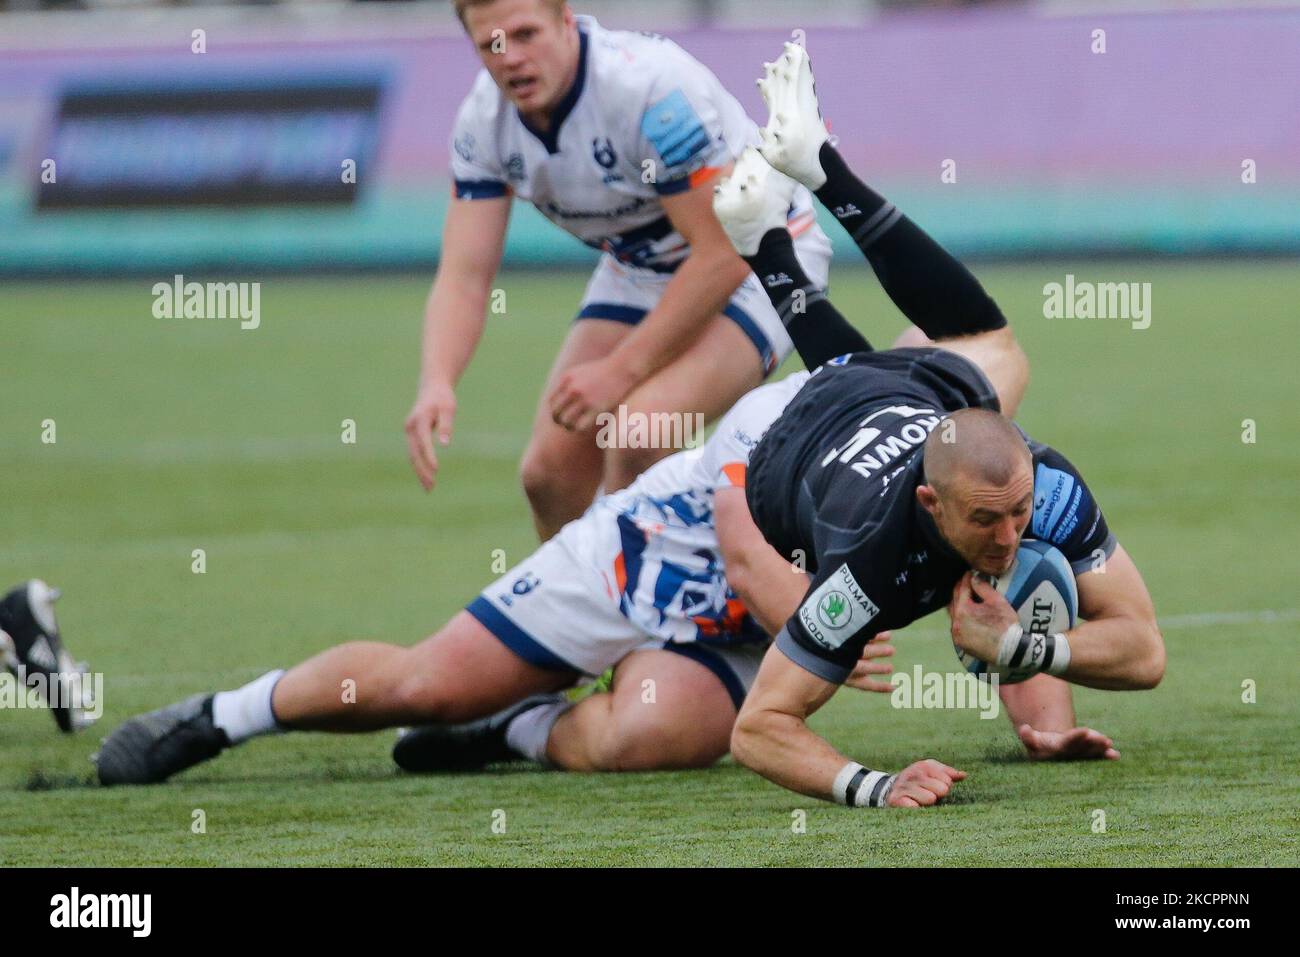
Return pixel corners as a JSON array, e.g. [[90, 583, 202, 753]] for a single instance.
[[1, 262, 1297, 866]]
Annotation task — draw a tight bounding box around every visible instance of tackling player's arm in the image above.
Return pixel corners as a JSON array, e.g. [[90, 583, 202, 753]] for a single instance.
[[715, 483, 894, 692], [714, 485, 808, 636], [548, 181, 750, 431], [406, 194, 511, 490]]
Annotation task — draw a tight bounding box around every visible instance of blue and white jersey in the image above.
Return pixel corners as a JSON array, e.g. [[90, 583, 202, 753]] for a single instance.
[[592, 372, 810, 645], [450, 16, 816, 273]]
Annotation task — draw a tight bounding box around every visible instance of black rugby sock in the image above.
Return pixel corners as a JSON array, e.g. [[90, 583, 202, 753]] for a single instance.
[[742, 228, 872, 369], [813, 143, 1007, 340]]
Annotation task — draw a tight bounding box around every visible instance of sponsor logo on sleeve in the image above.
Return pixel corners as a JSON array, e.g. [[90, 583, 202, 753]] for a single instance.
[[798, 563, 880, 651], [454, 133, 476, 163], [1032, 464, 1081, 545]]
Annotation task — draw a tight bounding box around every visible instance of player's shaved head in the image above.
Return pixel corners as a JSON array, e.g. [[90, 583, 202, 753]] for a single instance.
[[923, 408, 1031, 498], [917, 408, 1034, 575]]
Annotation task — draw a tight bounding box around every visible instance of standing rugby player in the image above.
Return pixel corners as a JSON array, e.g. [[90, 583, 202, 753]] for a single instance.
[[405, 0, 832, 541]]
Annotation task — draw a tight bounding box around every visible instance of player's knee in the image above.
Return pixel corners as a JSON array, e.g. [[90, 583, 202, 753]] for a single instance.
[[519, 445, 555, 503], [891, 324, 935, 349], [519, 443, 579, 522], [999, 331, 1030, 413], [389, 658, 458, 723]]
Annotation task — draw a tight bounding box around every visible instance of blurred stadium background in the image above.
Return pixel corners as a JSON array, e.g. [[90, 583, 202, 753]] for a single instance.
[[3, 1, 1298, 866], [2, 0, 1298, 273]]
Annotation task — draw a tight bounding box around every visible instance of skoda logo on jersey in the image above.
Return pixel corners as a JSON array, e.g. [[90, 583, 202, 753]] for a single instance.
[[505, 152, 526, 182], [592, 137, 618, 169], [817, 591, 850, 629], [799, 564, 880, 651]]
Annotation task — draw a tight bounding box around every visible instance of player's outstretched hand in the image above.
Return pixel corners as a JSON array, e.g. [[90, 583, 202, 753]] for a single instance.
[[405, 380, 457, 491], [887, 759, 968, 807], [1018, 724, 1120, 761], [844, 631, 895, 693]]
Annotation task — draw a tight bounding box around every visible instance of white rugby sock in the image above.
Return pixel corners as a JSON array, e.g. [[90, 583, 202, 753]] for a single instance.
[[503, 698, 572, 765], [212, 669, 286, 745]]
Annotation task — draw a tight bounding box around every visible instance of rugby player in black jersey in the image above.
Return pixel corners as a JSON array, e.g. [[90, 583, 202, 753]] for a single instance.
[[708, 44, 1164, 808]]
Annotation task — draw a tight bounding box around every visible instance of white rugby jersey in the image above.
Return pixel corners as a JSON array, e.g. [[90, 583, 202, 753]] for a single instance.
[[592, 372, 810, 645], [450, 16, 815, 273]]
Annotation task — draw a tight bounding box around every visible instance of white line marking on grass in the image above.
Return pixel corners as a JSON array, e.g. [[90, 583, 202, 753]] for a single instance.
[[95, 609, 1300, 686], [0, 432, 529, 465], [903, 608, 1300, 641], [1157, 609, 1300, 629]]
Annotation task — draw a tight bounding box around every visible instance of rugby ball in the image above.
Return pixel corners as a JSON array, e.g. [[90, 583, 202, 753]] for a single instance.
[[954, 539, 1078, 684]]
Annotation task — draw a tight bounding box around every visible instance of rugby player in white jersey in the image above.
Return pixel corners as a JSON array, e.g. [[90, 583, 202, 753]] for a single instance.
[[92, 369, 898, 784], [404, 0, 832, 542]]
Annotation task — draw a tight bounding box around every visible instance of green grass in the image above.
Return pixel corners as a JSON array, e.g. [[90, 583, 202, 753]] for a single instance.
[[2, 263, 1297, 866]]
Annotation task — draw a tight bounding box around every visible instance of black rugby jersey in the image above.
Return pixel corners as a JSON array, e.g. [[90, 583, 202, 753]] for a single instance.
[[745, 348, 1116, 683]]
